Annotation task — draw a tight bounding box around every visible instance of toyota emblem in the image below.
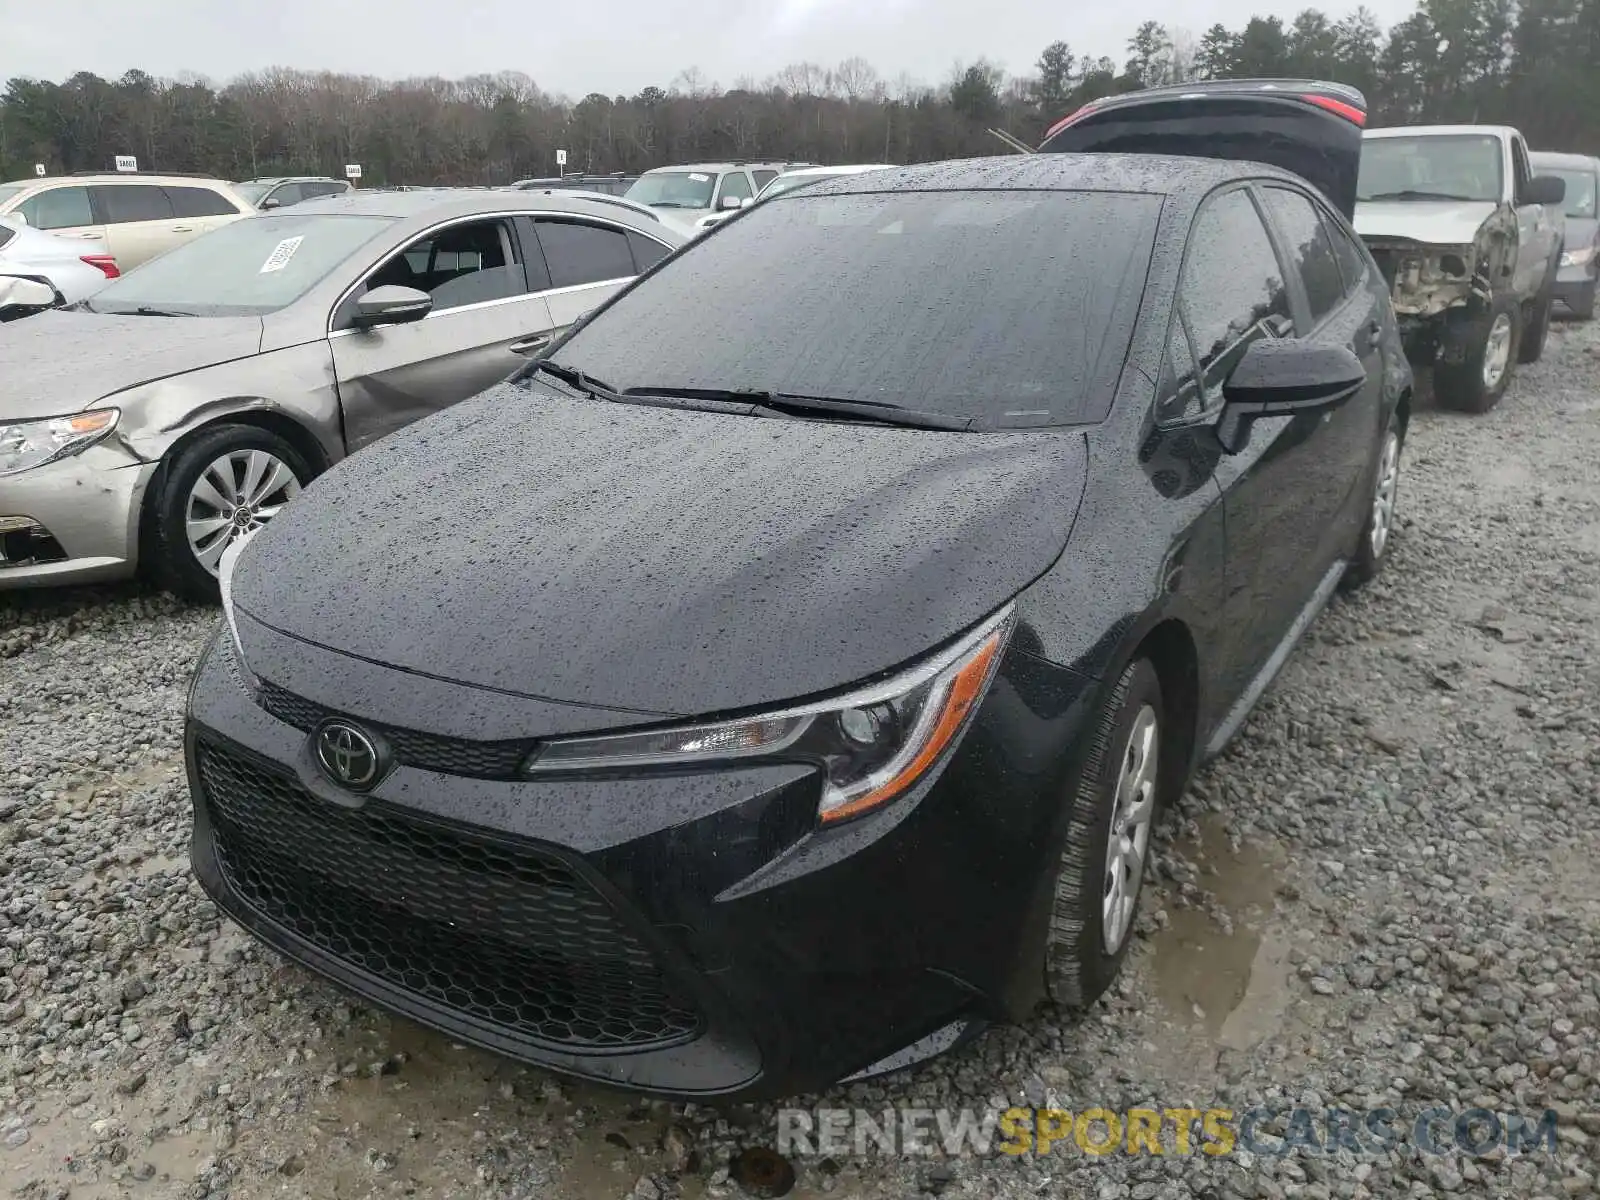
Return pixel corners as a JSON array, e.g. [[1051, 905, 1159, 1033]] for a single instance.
[[314, 721, 382, 790]]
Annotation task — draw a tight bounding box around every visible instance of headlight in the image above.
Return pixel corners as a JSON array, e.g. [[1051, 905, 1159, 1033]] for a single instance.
[[1561, 245, 1596, 267], [217, 531, 261, 689], [523, 604, 1016, 825], [0, 409, 119, 478]]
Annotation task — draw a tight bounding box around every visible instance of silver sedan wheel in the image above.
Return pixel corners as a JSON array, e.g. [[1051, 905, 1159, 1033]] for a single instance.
[[1102, 704, 1158, 955], [185, 449, 302, 576], [1482, 312, 1513, 391], [1370, 430, 1400, 560]]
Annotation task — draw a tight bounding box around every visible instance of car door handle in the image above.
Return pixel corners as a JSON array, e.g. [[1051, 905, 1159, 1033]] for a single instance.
[[509, 333, 553, 355], [170, 224, 195, 232]]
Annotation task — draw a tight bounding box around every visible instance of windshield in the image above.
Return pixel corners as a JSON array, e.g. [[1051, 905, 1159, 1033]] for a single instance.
[[1358, 135, 1504, 203], [624, 171, 717, 209], [1545, 167, 1598, 218], [0, 185, 26, 208], [234, 182, 273, 205], [548, 188, 1159, 428], [83, 213, 396, 317]]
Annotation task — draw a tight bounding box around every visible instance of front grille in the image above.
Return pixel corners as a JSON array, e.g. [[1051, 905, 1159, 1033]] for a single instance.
[[195, 736, 702, 1051], [256, 680, 533, 778]]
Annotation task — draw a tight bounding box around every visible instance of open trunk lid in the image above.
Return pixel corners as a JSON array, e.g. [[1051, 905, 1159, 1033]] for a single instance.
[[1037, 79, 1367, 221]]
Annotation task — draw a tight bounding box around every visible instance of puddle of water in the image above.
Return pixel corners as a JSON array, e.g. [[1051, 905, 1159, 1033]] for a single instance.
[[1146, 816, 1291, 1048]]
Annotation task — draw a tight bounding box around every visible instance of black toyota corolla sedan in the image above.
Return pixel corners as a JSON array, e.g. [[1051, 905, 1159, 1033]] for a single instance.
[[186, 83, 1412, 1100]]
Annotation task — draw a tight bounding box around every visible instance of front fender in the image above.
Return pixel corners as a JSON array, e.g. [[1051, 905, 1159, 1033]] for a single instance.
[[104, 341, 343, 466]]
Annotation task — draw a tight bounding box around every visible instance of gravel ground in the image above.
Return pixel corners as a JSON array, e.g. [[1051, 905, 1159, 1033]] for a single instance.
[[3, 319, 1598, 1200]]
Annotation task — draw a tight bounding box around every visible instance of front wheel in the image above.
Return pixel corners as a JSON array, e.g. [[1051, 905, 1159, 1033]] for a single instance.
[[151, 424, 312, 602], [1044, 658, 1165, 1010], [1433, 296, 1518, 414]]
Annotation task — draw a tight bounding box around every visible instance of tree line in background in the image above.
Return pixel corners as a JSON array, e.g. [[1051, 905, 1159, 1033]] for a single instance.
[[2, 0, 1598, 187]]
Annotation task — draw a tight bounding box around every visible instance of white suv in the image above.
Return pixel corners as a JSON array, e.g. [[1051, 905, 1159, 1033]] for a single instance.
[[0, 174, 256, 270], [623, 162, 796, 233]]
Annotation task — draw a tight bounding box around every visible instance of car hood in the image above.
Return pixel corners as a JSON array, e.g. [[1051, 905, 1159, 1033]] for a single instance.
[[1562, 216, 1599, 250], [0, 309, 263, 419], [1354, 199, 1499, 246], [233, 384, 1088, 723]]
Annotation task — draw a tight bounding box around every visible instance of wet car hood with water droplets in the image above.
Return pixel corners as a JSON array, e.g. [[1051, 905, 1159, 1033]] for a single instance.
[[232, 383, 1089, 722]]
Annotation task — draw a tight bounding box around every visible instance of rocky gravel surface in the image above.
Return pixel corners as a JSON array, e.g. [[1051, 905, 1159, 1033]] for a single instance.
[[3, 320, 1599, 1200]]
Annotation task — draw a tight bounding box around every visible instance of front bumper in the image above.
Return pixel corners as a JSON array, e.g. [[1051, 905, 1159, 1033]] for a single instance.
[[185, 631, 1095, 1100], [0, 443, 155, 588], [1553, 263, 1597, 308]]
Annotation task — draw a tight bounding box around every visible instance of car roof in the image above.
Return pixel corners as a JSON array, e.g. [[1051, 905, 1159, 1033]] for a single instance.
[[3, 173, 229, 187], [248, 176, 346, 184], [1364, 125, 1517, 139], [642, 162, 788, 174], [1530, 150, 1599, 170], [796, 153, 1296, 200], [283, 187, 683, 228], [778, 164, 896, 179]]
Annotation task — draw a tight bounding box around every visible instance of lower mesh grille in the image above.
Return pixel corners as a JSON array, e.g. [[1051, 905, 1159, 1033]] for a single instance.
[[195, 736, 701, 1051]]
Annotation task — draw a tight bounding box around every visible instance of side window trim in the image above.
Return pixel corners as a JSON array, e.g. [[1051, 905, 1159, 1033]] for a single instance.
[[1316, 198, 1371, 299], [327, 214, 529, 333], [1247, 183, 1317, 337]]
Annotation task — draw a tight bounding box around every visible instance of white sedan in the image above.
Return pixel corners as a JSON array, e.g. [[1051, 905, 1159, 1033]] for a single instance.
[[693, 164, 898, 233], [0, 215, 118, 315]]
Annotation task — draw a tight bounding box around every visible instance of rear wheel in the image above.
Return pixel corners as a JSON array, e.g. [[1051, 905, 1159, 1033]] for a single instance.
[[1433, 295, 1518, 414], [1044, 658, 1164, 1009], [152, 424, 311, 602], [1343, 412, 1403, 592], [1571, 283, 1596, 321], [1518, 269, 1556, 364]]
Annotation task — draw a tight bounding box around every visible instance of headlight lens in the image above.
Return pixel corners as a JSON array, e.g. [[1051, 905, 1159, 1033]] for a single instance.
[[0, 409, 119, 478], [217, 531, 261, 689], [523, 604, 1016, 825], [1561, 245, 1596, 267]]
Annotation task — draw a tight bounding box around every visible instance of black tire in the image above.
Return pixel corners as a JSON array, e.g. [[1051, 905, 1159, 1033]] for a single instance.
[[1342, 411, 1404, 592], [151, 424, 313, 603], [1044, 658, 1165, 1010], [1571, 283, 1596, 321], [1517, 266, 1557, 364], [1433, 294, 1519, 414]]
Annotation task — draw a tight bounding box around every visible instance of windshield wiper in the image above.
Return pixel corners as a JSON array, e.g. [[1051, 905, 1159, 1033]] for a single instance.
[[524, 359, 624, 401], [119, 305, 199, 317], [1361, 189, 1476, 203], [622, 386, 974, 431], [646, 201, 702, 209]]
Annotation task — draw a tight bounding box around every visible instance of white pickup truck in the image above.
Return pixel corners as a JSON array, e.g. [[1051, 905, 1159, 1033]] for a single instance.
[[1355, 125, 1567, 413]]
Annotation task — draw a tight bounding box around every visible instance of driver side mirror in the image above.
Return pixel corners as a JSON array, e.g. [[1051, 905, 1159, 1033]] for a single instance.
[[9, 212, 27, 227], [1524, 175, 1566, 207], [261, 197, 282, 210], [0, 275, 60, 320], [738, 196, 755, 208], [350, 284, 432, 329], [719, 195, 743, 210], [1216, 339, 1366, 454]]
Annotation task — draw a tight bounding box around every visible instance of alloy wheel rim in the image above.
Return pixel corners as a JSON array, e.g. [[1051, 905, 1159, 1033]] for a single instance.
[[1370, 431, 1400, 560], [1482, 313, 1513, 390], [185, 449, 302, 576], [1102, 705, 1158, 955]]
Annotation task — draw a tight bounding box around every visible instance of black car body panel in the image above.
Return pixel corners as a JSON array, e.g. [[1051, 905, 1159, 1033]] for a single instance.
[[1039, 79, 1368, 222], [188, 151, 1411, 1101], [232, 393, 1090, 719]]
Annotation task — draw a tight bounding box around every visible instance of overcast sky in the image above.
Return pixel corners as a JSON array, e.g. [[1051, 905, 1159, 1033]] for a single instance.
[[3, 0, 1421, 97]]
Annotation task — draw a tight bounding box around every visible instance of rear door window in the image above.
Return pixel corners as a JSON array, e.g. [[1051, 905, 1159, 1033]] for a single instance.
[[18, 186, 94, 230], [166, 186, 239, 218], [534, 219, 636, 288], [1326, 214, 1373, 297], [1260, 185, 1346, 327], [93, 185, 177, 224], [1179, 187, 1293, 398], [627, 230, 671, 273], [752, 170, 780, 191], [270, 183, 306, 207]]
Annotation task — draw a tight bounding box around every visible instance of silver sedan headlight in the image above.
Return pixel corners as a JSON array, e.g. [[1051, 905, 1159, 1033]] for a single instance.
[[1560, 245, 1596, 268], [0, 409, 119, 477], [522, 604, 1016, 825]]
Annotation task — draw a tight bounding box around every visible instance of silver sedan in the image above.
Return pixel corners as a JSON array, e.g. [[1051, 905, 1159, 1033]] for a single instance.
[[0, 190, 684, 598]]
